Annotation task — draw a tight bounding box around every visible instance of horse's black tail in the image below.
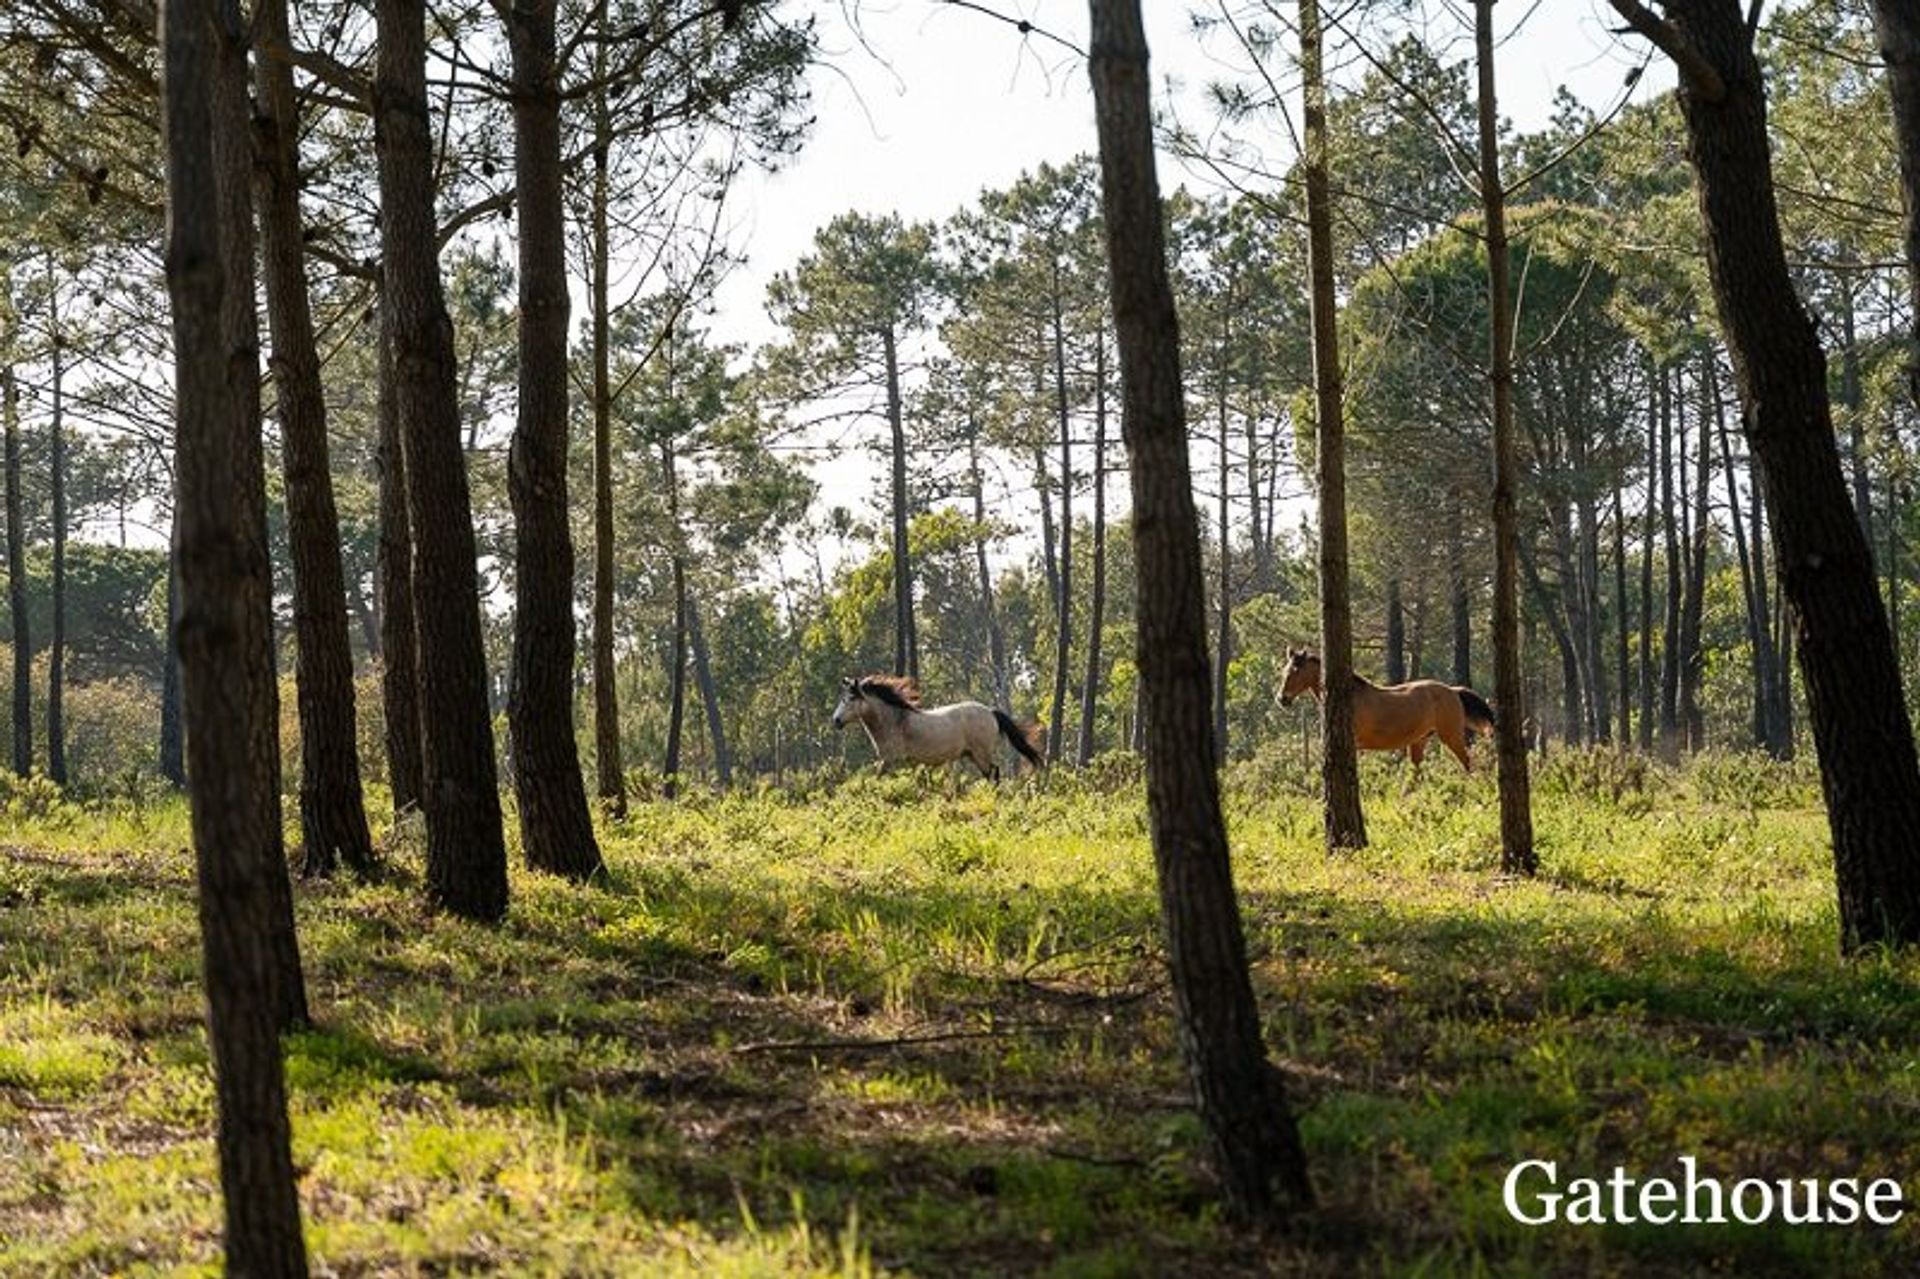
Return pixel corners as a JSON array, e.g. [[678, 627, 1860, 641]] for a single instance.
[[1458, 688, 1497, 735], [994, 709, 1045, 770]]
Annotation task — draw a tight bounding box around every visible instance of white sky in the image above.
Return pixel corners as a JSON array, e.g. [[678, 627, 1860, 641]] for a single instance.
[[699, 0, 1676, 585], [711, 0, 1672, 348]]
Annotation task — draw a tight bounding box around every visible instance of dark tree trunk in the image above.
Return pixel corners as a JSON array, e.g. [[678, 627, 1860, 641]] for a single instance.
[[1050, 285, 1074, 764], [1303, 0, 1366, 851], [1088, 0, 1314, 1220], [969, 423, 1010, 707], [588, 18, 625, 819], [160, 1, 310, 1271], [160, 540, 185, 788], [663, 445, 687, 799], [688, 593, 732, 788], [1639, 371, 1657, 752], [210, 0, 305, 1029], [1386, 577, 1406, 684], [1614, 0, 1920, 949], [1449, 485, 1471, 685], [375, 302, 423, 814], [1078, 337, 1109, 766], [1520, 542, 1582, 745], [883, 327, 918, 682], [1874, 0, 1920, 409], [507, 0, 603, 881], [1214, 312, 1230, 760], [1679, 358, 1714, 751], [1035, 441, 1060, 610], [1613, 475, 1632, 745], [256, 0, 375, 877], [1409, 575, 1428, 678], [375, 0, 508, 921], [1660, 366, 1682, 753], [3, 366, 28, 777], [1889, 472, 1902, 669], [1478, 0, 1535, 873], [46, 304, 65, 788], [1578, 484, 1610, 742], [1719, 411, 1770, 752], [1549, 508, 1588, 745], [1839, 279, 1873, 547]]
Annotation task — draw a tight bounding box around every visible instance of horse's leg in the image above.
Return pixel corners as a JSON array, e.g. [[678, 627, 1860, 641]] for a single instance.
[[1405, 739, 1426, 790], [1441, 724, 1472, 772]]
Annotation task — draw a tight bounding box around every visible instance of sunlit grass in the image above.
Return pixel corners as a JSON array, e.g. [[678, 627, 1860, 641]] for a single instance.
[[1, 749, 1916, 1274]]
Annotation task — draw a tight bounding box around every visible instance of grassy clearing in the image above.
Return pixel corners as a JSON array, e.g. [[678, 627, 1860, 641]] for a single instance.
[[2, 750, 1917, 1275]]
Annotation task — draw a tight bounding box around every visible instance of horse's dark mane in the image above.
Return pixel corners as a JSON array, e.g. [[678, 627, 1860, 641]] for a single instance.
[[857, 674, 922, 712]]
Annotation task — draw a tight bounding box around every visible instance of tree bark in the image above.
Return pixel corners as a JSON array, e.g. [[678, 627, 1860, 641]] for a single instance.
[[663, 444, 687, 799], [688, 592, 732, 788], [1448, 484, 1471, 685], [256, 0, 375, 877], [1873, 0, 1920, 410], [3, 366, 28, 777], [1088, 0, 1314, 1221], [969, 421, 1010, 707], [1614, 0, 1920, 949], [1050, 280, 1075, 765], [1612, 474, 1632, 745], [507, 0, 604, 881], [1639, 370, 1656, 752], [375, 0, 508, 921], [1660, 365, 1682, 754], [160, 0, 310, 1270], [1679, 357, 1714, 751], [1214, 310, 1231, 761], [160, 538, 185, 788], [1303, 0, 1367, 850], [375, 300, 424, 814], [589, 8, 625, 819], [1716, 400, 1772, 752], [46, 294, 65, 788], [1386, 577, 1406, 685], [883, 327, 918, 682], [1478, 0, 1535, 874], [1077, 336, 1109, 766]]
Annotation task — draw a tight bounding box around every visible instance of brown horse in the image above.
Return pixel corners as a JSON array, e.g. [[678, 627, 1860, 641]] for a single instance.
[[1279, 648, 1496, 776]]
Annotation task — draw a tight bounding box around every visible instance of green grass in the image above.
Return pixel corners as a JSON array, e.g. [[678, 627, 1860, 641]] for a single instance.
[[2, 749, 1918, 1275]]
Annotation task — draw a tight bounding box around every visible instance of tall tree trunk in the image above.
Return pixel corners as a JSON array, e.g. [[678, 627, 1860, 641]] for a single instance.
[[375, 301, 423, 813], [1874, 0, 1920, 410], [256, 0, 374, 877], [1078, 336, 1109, 766], [507, 0, 603, 880], [1449, 484, 1471, 684], [1613, 0, 1920, 949], [3, 366, 27, 777], [1035, 440, 1060, 610], [210, 0, 305, 1029], [1050, 283, 1074, 763], [1478, 0, 1535, 873], [688, 593, 731, 788], [1889, 471, 1902, 670], [883, 327, 917, 682], [1214, 310, 1231, 760], [1550, 509, 1588, 745], [1659, 366, 1682, 753], [1639, 371, 1656, 752], [1716, 398, 1774, 753], [1088, 0, 1314, 1219], [160, 537, 185, 788], [662, 444, 687, 799], [1679, 357, 1715, 751], [1386, 577, 1406, 684], [160, 1, 311, 1271], [969, 422, 1010, 707], [1520, 541, 1582, 744], [588, 4, 625, 820], [46, 291, 65, 788], [1409, 575, 1428, 678], [1612, 476, 1632, 745], [1303, 0, 1366, 850], [1578, 482, 1610, 742], [1839, 274, 1873, 546], [375, 0, 508, 921]]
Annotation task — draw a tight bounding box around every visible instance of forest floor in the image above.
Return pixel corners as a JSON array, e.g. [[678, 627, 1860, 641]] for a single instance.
[[2, 748, 1918, 1276]]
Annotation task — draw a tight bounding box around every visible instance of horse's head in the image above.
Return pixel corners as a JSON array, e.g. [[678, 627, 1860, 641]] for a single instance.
[[831, 677, 865, 729], [1279, 648, 1323, 707]]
